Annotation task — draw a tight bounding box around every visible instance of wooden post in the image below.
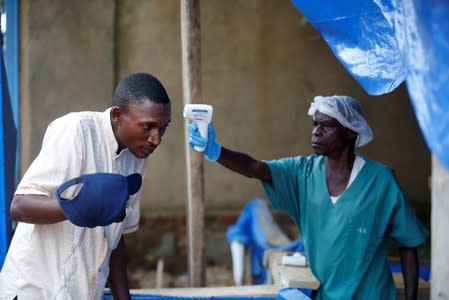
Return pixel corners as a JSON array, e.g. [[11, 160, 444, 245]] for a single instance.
[[180, 0, 206, 287], [431, 156, 449, 299]]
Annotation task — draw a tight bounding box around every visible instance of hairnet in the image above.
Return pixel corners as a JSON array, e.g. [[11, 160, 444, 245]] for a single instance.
[[307, 95, 373, 147]]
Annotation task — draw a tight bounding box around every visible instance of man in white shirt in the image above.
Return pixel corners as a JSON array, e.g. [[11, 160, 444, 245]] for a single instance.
[[0, 72, 172, 300]]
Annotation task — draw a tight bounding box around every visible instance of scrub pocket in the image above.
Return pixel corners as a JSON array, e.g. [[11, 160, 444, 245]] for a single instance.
[[347, 219, 382, 259]]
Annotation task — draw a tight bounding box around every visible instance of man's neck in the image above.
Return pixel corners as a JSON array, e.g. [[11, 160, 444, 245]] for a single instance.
[[325, 150, 356, 197], [110, 112, 125, 155], [326, 150, 355, 172]]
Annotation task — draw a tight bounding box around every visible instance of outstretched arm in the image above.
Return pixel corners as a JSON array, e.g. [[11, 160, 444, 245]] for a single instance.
[[218, 147, 272, 182], [188, 123, 272, 182], [10, 194, 66, 224], [399, 246, 419, 300]]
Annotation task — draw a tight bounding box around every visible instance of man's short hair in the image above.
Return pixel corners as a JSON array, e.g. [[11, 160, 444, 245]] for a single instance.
[[113, 73, 170, 112]]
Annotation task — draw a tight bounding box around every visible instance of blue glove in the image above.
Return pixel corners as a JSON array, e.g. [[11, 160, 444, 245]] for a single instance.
[[188, 122, 222, 161]]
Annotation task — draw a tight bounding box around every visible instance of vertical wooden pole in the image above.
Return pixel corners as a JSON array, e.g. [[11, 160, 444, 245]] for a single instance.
[[431, 156, 449, 299], [180, 0, 206, 287]]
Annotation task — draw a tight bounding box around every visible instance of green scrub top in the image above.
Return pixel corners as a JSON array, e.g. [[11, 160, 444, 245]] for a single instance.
[[262, 155, 428, 300]]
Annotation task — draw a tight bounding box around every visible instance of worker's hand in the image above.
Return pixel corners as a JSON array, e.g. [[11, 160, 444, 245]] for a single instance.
[[188, 122, 222, 161]]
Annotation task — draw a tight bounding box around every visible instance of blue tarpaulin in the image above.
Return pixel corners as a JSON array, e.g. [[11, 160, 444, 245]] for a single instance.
[[389, 262, 431, 282], [103, 294, 278, 300], [226, 198, 304, 285], [0, 15, 17, 269], [291, 0, 449, 171]]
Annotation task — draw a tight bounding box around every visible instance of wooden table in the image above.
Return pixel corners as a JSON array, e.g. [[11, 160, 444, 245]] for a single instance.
[[264, 250, 430, 300], [263, 250, 320, 289]]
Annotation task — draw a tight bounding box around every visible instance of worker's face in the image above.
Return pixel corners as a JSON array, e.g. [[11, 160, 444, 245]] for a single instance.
[[311, 111, 355, 156], [112, 100, 171, 159]]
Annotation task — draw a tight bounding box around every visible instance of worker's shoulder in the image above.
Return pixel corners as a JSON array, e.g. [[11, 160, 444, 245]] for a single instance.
[[361, 155, 395, 177], [53, 109, 104, 122], [283, 154, 324, 173], [272, 154, 322, 166], [48, 110, 106, 129]]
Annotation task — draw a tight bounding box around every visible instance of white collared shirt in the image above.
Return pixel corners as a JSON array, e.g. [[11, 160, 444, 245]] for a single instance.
[[0, 108, 148, 300]]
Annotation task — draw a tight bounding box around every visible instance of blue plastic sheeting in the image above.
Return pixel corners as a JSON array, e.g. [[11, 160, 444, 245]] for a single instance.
[[277, 288, 311, 300], [226, 198, 304, 284], [290, 0, 449, 171], [104, 290, 312, 300], [0, 20, 18, 268], [103, 294, 277, 300], [5, 0, 21, 186], [389, 262, 431, 281], [291, 0, 405, 96]]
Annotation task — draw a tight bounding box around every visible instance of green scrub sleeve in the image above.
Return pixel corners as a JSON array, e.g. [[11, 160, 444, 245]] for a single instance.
[[261, 157, 301, 214], [386, 170, 429, 247]]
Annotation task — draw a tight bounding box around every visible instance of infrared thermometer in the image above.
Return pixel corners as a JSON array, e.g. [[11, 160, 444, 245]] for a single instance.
[[183, 104, 213, 152]]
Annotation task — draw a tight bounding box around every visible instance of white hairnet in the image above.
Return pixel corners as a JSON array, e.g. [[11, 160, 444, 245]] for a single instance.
[[307, 95, 373, 147]]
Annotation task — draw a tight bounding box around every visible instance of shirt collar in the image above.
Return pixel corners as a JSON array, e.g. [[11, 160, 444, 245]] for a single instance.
[[102, 107, 126, 158]]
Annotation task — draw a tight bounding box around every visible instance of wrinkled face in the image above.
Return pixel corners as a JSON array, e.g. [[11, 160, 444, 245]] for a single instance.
[[311, 111, 356, 156], [112, 100, 171, 159]]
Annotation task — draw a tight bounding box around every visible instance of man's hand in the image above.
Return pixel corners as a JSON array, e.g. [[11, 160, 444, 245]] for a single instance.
[[187, 122, 272, 182], [188, 122, 222, 161]]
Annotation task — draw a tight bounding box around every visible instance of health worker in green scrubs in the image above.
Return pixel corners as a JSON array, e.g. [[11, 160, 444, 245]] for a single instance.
[[187, 95, 428, 300]]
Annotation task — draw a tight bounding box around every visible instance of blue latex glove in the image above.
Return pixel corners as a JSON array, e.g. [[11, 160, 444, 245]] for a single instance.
[[188, 122, 222, 161]]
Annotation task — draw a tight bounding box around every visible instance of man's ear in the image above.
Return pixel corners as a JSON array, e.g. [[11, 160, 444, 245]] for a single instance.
[[111, 106, 123, 124], [347, 129, 358, 143]]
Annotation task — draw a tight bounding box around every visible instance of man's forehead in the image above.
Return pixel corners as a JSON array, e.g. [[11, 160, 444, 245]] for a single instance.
[[313, 111, 337, 122], [126, 101, 171, 121]]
